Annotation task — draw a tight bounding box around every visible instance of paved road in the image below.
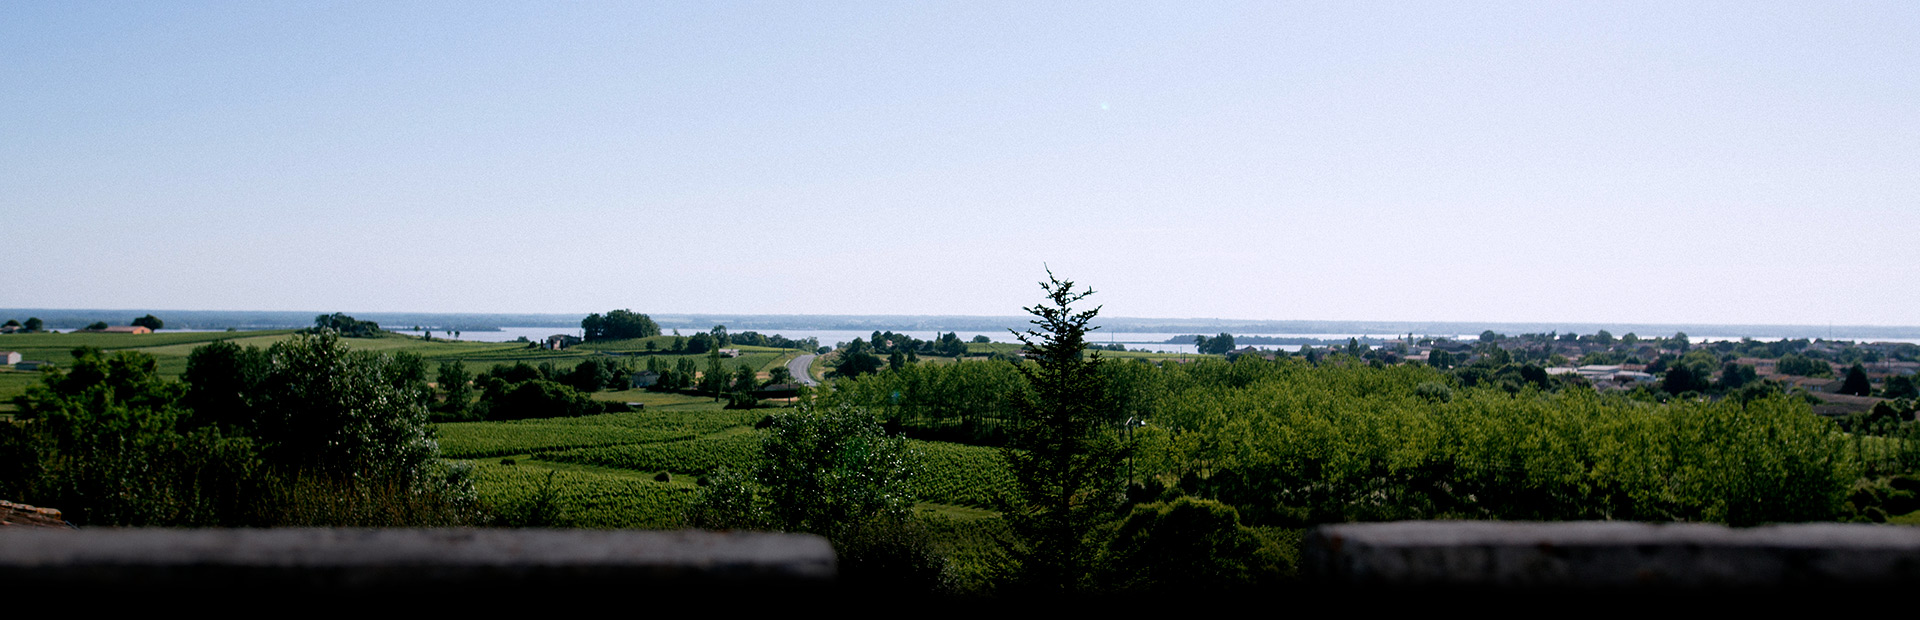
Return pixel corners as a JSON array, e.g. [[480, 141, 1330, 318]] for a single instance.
[[786, 354, 819, 387]]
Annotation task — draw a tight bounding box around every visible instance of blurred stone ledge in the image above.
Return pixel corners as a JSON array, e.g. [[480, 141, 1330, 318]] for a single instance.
[[1306, 521, 1920, 588], [0, 528, 835, 596]]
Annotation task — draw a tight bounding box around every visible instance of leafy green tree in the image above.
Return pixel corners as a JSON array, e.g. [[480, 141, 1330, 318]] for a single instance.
[[310, 313, 383, 337], [685, 402, 938, 588], [581, 309, 661, 342], [11, 347, 260, 525], [728, 363, 759, 408], [703, 351, 728, 400], [1194, 333, 1236, 355], [673, 357, 699, 390], [565, 358, 616, 393], [132, 314, 163, 330], [832, 346, 885, 378], [768, 366, 793, 385], [478, 378, 601, 420], [253, 332, 436, 480], [23, 317, 43, 332], [1841, 364, 1873, 397], [85, 321, 109, 331], [182, 340, 268, 432], [1000, 272, 1128, 593], [1663, 354, 1715, 395], [1779, 353, 1835, 377], [436, 361, 475, 421], [1717, 362, 1758, 391], [1883, 375, 1919, 400], [759, 402, 917, 534], [1428, 349, 1456, 370], [972, 335, 992, 344], [889, 350, 906, 371]]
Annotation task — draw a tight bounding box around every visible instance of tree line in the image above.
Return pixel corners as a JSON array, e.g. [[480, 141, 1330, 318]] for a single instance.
[[1, 331, 476, 526]]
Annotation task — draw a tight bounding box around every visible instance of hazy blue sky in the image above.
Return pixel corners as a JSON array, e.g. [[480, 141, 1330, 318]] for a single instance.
[[4, 2, 1915, 325]]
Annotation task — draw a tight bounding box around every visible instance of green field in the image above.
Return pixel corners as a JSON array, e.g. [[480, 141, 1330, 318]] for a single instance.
[[0, 330, 808, 407], [432, 382, 1016, 532]]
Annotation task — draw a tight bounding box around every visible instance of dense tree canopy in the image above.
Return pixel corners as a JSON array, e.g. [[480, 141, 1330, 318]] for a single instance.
[[132, 314, 164, 330], [1194, 333, 1236, 355], [581, 309, 661, 342], [311, 313, 383, 338]]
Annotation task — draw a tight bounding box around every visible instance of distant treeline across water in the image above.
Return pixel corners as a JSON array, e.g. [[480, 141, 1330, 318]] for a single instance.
[[5, 308, 1918, 343]]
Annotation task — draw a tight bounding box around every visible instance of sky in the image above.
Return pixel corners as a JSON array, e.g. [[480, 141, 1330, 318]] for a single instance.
[[3, 2, 1916, 326]]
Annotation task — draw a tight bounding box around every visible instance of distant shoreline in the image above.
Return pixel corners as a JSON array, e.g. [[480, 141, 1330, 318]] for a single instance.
[[4, 308, 1918, 341]]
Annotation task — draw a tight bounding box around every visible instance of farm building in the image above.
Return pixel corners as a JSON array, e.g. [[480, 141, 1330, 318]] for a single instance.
[[1, 351, 20, 365], [629, 370, 660, 389], [85, 326, 152, 334]]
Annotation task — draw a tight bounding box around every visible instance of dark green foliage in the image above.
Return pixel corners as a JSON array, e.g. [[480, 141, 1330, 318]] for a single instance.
[[726, 363, 759, 409], [702, 352, 727, 400], [1885, 375, 1919, 400], [1840, 476, 1920, 523], [1141, 360, 1854, 526], [1718, 362, 1758, 391], [85, 321, 108, 331], [1778, 353, 1834, 377], [1663, 364, 1702, 395], [681, 405, 919, 531], [182, 340, 267, 432], [1841, 363, 1872, 396], [131, 314, 163, 330], [435, 360, 476, 421], [1414, 381, 1453, 403], [7, 347, 264, 525], [563, 358, 621, 393], [309, 313, 383, 337], [685, 332, 715, 354], [683, 402, 940, 592], [833, 356, 1027, 444], [580, 309, 661, 342], [1194, 333, 1236, 355], [1000, 272, 1128, 593], [251, 333, 436, 480], [479, 378, 603, 420], [831, 515, 954, 594], [24, 317, 43, 332], [757, 403, 917, 535], [484, 361, 546, 385], [1094, 497, 1290, 593], [831, 340, 885, 379]]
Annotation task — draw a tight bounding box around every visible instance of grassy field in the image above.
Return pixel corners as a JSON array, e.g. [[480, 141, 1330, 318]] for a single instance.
[[431, 379, 1018, 538], [0, 330, 809, 406]]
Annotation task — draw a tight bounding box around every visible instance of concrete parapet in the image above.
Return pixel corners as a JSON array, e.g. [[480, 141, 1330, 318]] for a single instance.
[[0, 528, 835, 598], [1306, 521, 1920, 588]]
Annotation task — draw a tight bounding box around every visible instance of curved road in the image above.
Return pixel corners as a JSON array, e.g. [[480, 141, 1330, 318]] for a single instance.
[[786, 354, 820, 387]]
